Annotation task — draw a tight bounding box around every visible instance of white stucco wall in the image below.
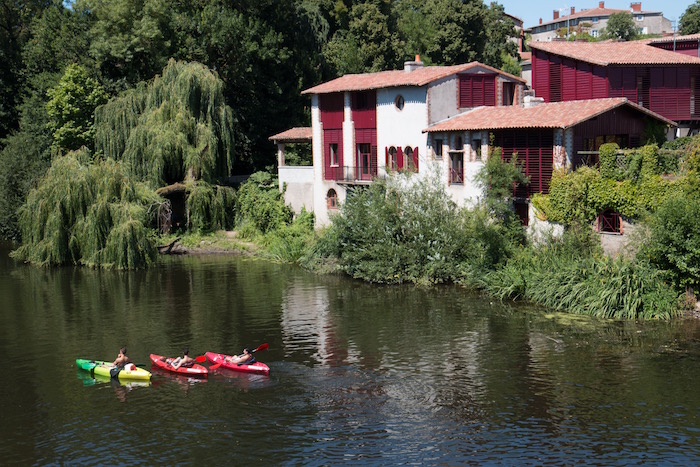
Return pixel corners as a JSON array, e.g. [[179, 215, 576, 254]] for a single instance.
[[376, 86, 429, 174], [279, 166, 315, 215]]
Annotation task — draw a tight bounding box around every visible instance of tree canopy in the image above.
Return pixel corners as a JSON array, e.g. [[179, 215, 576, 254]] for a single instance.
[[602, 12, 638, 41], [680, 1, 700, 35], [95, 59, 234, 187]]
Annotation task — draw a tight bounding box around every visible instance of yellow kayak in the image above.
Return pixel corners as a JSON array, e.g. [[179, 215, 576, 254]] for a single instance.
[[76, 359, 152, 381]]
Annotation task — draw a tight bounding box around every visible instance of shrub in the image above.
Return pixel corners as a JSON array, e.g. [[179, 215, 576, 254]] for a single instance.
[[236, 171, 293, 234]]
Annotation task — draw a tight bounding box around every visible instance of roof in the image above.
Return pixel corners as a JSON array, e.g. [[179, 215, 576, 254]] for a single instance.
[[647, 33, 700, 45], [269, 127, 312, 142], [532, 6, 659, 29], [529, 40, 700, 66], [424, 98, 676, 133], [302, 62, 525, 95]]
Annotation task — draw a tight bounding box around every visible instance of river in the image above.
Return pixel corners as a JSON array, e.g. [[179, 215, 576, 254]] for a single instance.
[[1, 242, 699, 465]]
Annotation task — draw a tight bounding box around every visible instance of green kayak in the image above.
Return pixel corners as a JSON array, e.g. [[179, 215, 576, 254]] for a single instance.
[[76, 358, 152, 381]]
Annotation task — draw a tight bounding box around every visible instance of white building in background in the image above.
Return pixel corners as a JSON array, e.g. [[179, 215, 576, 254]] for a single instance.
[[527, 1, 672, 41]]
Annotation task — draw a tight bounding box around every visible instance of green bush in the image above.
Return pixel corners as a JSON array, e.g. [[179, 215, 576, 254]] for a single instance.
[[642, 193, 700, 291], [236, 171, 293, 234]]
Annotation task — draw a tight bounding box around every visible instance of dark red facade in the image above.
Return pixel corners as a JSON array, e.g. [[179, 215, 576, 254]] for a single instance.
[[532, 49, 700, 122], [459, 74, 496, 108], [320, 93, 345, 181], [494, 129, 554, 197], [651, 40, 700, 58]]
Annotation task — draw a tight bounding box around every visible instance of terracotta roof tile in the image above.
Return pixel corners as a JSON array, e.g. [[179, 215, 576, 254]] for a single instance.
[[648, 33, 700, 44], [302, 62, 524, 95], [269, 127, 312, 142], [529, 40, 700, 66], [425, 98, 676, 132]]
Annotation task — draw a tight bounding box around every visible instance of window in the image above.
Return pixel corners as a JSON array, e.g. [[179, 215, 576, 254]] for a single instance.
[[434, 138, 443, 159], [330, 143, 339, 166], [591, 29, 598, 37], [327, 189, 338, 210], [503, 82, 515, 106], [405, 147, 414, 170], [636, 15, 643, 21], [473, 139, 482, 161], [450, 153, 464, 184], [592, 17, 598, 23], [598, 210, 621, 234], [389, 146, 398, 170], [395, 95, 405, 111]]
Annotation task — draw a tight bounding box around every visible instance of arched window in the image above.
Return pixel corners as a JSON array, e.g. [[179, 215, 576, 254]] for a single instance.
[[389, 146, 398, 170], [327, 189, 339, 210], [405, 147, 414, 170]]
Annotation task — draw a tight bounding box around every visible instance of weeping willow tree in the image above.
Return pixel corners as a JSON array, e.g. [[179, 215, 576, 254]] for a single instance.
[[94, 59, 235, 187], [12, 150, 162, 269]]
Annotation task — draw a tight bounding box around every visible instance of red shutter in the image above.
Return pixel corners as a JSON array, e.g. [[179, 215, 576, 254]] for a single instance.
[[484, 76, 496, 106], [562, 60, 577, 101], [576, 62, 592, 100], [397, 147, 404, 169], [413, 147, 419, 172], [385, 147, 389, 169]]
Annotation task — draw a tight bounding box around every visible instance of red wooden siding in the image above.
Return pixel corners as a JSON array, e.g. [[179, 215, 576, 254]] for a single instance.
[[532, 50, 550, 101], [319, 93, 344, 129], [351, 91, 376, 129], [533, 49, 700, 121], [652, 42, 700, 58], [459, 74, 496, 107], [549, 56, 562, 102], [495, 130, 554, 197], [562, 59, 577, 101], [572, 106, 647, 167], [323, 129, 344, 181]]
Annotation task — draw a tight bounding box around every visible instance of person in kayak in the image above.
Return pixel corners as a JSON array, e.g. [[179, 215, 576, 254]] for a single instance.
[[225, 348, 254, 365], [113, 347, 131, 368], [170, 348, 195, 369]]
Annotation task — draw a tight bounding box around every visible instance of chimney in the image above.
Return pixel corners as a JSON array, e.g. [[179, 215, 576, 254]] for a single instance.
[[553, 10, 559, 20], [539, 18, 543, 25], [524, 96, 545, 108], [599, 1, 604, 8], [630, 2, 641, 12], [404, 54, 424, 72], [571, 7, 575, 15]]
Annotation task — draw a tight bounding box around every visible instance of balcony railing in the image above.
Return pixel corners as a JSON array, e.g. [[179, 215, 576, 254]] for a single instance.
[[326, 165, 379, 183]]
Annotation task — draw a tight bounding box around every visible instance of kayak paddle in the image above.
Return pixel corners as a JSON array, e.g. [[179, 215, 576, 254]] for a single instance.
[[209, 343, 269, 370]]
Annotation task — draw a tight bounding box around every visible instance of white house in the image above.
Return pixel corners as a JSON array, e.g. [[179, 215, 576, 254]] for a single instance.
[[273, 57, 526, 226]]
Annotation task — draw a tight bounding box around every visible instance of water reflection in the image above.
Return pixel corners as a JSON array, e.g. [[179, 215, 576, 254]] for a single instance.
[[2, 245, 700, 464]]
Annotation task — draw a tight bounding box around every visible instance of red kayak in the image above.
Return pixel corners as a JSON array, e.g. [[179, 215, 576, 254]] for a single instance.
[[205, 351, 270, 375], [150, 354, 208, 377]]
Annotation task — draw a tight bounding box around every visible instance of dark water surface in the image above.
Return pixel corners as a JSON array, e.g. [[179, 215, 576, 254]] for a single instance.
[[1, 242, 699, 465]]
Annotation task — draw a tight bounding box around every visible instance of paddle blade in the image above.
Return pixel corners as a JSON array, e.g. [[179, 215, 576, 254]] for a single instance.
[[209, 363, 222, 370], [195, 355, 206, 363], [253, 343, 269, 353]]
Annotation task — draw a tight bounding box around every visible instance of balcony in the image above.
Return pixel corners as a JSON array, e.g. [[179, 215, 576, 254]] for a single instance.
[[326, 164, 380, 184]]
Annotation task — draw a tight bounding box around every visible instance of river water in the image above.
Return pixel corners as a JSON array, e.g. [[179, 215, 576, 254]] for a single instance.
[[1, 242, 699, 465]]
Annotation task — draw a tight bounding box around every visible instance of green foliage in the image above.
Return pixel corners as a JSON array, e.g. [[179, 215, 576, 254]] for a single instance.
[[474, 147, 529, 245], [314, 170, 519, 285], [263, 208, 315, 263], [539, 145, 679, 225], [680, 0, 700, 35], [46, 64, 108, 153], [282, 143, 313, 166], [483, 229, 680, 320], [642, 193, 700, 290], [86, 0, 175, 88], [186, 182, 236, 233], [11, 152, 160, 269], [236, 172, 293, 234], [601, 12, 638, 41], [324, 1, 403, 74], [95, 59, 235, 187]]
